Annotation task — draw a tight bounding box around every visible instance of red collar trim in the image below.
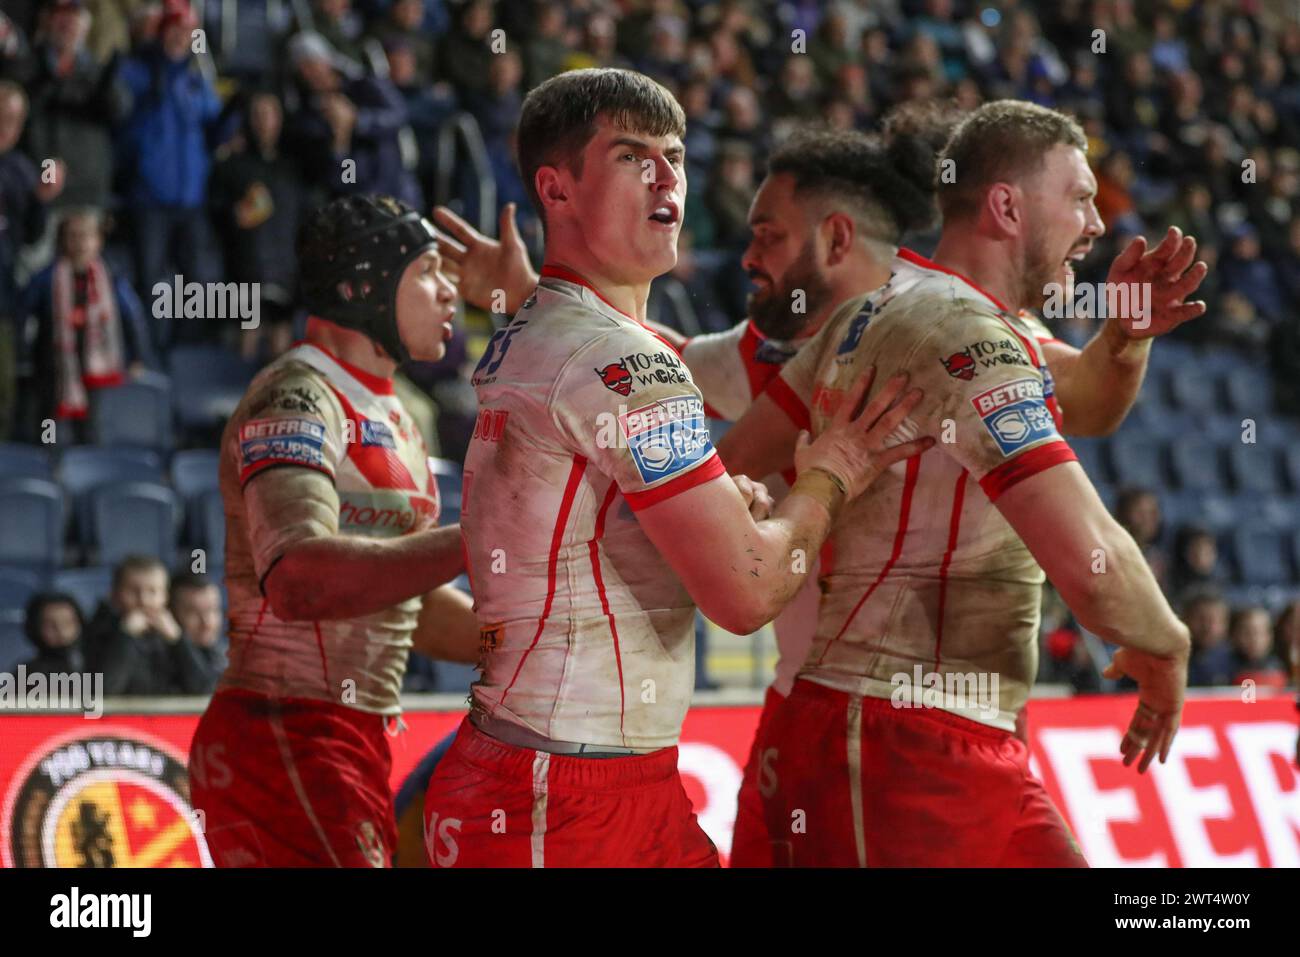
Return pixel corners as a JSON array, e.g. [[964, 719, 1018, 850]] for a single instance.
[[296, 339, 396, 394], [540, 264, 641, 324], [897, 247, 1012, 314]]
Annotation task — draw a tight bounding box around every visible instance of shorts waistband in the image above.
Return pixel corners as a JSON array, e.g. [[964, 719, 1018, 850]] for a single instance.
[[470, 709, 658, 756], [454, 717, 681, 791], [790, 677, 1013, 743]]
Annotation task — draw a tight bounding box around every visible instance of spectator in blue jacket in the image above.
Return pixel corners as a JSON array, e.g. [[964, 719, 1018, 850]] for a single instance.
[[117, 0, 223, 347]]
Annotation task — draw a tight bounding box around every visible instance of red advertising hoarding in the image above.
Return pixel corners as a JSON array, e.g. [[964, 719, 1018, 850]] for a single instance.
[[2, 695, 1296, 867]]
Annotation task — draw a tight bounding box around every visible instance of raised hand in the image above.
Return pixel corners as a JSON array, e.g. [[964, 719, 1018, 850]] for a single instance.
[[433, 203, 538, 316], [1104, 225, 1208, 339]]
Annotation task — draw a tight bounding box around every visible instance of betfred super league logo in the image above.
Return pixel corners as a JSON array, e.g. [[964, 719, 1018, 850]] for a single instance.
[[595, 360, 633, 396], [940, 349, 976, 380]]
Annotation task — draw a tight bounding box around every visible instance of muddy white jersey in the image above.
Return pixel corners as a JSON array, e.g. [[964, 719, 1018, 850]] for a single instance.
[[766, 249, 1077, 730], [463, 265, 726, 750], [219, 342, 440, 715]]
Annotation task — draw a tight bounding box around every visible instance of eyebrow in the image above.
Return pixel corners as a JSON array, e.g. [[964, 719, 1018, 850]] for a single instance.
[[608, 136, 685, 160]]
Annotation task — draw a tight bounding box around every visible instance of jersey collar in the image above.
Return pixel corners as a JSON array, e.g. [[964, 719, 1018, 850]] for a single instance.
[[293, 339, 396, 395], [539, 263, 642, 325], [897, 247, 1013, 314]]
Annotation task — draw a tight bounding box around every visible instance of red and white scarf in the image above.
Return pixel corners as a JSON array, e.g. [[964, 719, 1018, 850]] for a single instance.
[[52, 257, 126, 420]]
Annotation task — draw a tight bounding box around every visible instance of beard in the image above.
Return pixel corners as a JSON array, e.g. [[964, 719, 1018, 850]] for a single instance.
[[1020, 219, 1065, 312], [747, 240, 834, 341]]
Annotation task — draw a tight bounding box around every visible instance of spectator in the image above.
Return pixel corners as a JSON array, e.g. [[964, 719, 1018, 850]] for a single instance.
[[706, 139, 755, 250], [23, 0, 130, 211], [366, 0, 436, 85], [313, 0, 367, 65], [1168, 525, 1225, 602], [169, 571, 224, 689], [84, 555, 212, 695], [117, 0, 223, 347], [1221, 223, 1287, 323], [1229, 605, 1289, 689], [0, 10, 35, 84], [283, 29, 420, 208], [0, 81, 63, 440], [1183, 589, 1235, 687], [1114, 486, 1169, 591], [20, 206, 156, 442], [1275, 600, 1300, 688], [208, 92, 305, 361], [522, 4, 567, 93], [464, 48, 522, 153], [439, 0, 494, 96], [20, 591, 86, 677]]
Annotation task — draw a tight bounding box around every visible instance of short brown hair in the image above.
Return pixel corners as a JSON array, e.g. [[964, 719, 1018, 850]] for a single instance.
[[112, 555, 167, 592], [516, 68, 686, 223], [937, 100, 1087, 221]]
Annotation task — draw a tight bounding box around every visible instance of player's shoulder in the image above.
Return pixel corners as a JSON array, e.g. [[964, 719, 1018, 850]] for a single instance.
[[232, 354, 345, 443]]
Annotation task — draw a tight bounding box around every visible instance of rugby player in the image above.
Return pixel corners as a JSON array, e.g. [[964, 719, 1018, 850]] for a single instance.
[[718, 100, 1206, 866], [188, 195, 479, 867], [420, 68, 932, 868]]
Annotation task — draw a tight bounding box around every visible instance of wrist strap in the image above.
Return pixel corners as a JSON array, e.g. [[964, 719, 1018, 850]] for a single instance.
[[791, 467, 847, 519]]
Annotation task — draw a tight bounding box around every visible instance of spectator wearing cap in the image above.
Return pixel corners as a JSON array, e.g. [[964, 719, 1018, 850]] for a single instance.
[[208, 91, 305, 361], [283, 29, 421, 209], [0, 81, 63, 441], [117, 0, 223, 348], [20, 206, 157, 442], [1183, 589, 1236, 687], [23, 0, 130, 211], [169, 571, 224, 690], [20, 591, 86, 677], [1229, 605, 1289, 690]]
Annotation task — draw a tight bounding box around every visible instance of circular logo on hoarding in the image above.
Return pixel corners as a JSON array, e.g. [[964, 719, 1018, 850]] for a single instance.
[[2, 732, 211, 868]]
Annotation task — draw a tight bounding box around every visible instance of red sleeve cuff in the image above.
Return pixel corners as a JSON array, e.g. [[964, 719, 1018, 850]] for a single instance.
[[978, 441, 1077, 502], [624, 453, 726, 511], [764, 376, 811, 433]]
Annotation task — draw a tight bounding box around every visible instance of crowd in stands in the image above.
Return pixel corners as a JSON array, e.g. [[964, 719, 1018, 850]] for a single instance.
[[0, 0, 1297, 694]]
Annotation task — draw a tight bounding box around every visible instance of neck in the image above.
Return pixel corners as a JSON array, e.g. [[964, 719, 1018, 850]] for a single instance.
[[804, 251, 896, 339], [930, 225, 1024, 312], [305, 318, 397, 380], [542, 235, 653, 322]]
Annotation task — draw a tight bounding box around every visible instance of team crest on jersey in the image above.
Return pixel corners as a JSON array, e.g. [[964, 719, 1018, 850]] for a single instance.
[[360, 419, 397, 449], [836, 305, 874, 356], [618, 395, 712, 483], [595, 360, 634, 396], [941, 349, 977, 380], [971, 378, 1059, 455]]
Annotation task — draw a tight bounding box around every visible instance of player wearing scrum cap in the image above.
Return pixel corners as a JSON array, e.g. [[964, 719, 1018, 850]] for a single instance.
[[188, 195, 479, 867]]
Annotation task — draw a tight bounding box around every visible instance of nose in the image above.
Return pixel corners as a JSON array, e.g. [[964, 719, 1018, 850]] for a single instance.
[[740, 240, 761, 279], [651, 154, 680, 195], [1084, 199, 1105, 240]]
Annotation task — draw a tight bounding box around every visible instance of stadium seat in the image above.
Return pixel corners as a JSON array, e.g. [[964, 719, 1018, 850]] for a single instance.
[[1166, 370, 1219, 414], [0, 621, 29, 674], [52, 566, 113, 619], [168, 345, 256, 435], [1226, 444, 1281, 494], [1069, 438, 1110, 484], [0, 442, 54, 480], [59, 446, 165, 543], [171, 449, 221, 500], [191, 488, 227, 567], [1108, 433, 1166, 489], [1231, 525, 1293, 586], [0, 567, 45, 618], [90, 379, 174, 451], [1221, 367, 1267, 417], [1168, 436, 1224, 492], [0, 478, 64, 569], [89, 482, 182, 567]]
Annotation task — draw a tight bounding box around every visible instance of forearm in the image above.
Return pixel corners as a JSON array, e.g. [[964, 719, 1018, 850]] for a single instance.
[[1054, 320, 1152, 437], [410, 583, 480, 664], [266, 525, 465, 621]]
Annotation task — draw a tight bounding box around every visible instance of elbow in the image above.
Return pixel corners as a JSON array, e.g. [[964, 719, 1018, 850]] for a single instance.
[[262, 561, 323, 622], [700, 595, 772, 637]]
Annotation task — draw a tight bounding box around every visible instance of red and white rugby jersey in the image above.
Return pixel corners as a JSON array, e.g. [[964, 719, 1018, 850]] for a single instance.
[[679, 317, 822, 696], [463, 265, 727, 750], [765, 248, 1077, 730], [219, 342, 440, 715]]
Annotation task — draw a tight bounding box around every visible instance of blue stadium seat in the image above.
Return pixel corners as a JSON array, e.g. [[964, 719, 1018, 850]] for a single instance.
[[1108, 434, 1165, 489], [90, 379, 174, 451], [0, 622, 29, 674], [1069, 438, 1110, 484], [0, 478, 64, 569], [1166, 370, 1219, 414], [191, 488, 226, 567], [1221, 367, 1268, 417], [0, 442, 54, 480], [89, 482, 181, 567], [1168, 436, 1224, 492], [171, 449, 221, 500], [168, 345, 256, 434], [52, 566, 113, 619], [59, 446, 164, 543], [1226, 444, 1281, 494], [0, 567, 45, 617], [1231, 525, 1293, 586]]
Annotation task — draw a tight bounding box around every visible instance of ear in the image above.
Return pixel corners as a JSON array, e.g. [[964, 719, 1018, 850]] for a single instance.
[[535, 166, 569, 216], [984, 182, 1024, 239], [822, 212, 856, 267]]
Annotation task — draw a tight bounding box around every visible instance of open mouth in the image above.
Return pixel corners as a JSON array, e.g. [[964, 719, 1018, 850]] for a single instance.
[[648, 201, 680, 226], [1063, 245, 1090, 273]]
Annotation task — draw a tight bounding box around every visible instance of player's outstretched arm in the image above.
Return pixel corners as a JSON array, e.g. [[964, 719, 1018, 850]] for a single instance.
[[410, 583, 480, 664], [1045, 226, 1207, 437], [995, 462, 1190, 772], [638, 370, 931, 634]]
